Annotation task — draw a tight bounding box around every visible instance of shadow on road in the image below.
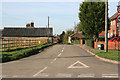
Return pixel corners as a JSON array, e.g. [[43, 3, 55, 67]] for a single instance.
[[57, 55, 94, 59]]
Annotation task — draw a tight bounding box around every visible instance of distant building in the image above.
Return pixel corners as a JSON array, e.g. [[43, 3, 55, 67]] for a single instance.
[[69, 33, 85, 44], [2, 22, 53, 41]]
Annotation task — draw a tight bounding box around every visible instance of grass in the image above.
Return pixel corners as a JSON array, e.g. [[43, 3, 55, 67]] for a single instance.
[[90, 50, 119, 61], [2, 43, 55, 62]]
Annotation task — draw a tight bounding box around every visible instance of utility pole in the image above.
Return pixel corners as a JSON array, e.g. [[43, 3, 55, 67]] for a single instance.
[[48, 16, 49, 43], [105, 0, 108, 52]]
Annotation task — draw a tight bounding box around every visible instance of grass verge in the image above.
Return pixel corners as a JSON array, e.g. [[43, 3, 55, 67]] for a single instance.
[[90, 50, 119, 61], [2, 43, 55, 63]]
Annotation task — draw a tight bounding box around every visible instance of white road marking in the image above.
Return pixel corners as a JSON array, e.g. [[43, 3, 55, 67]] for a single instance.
[[51, 58, 57, 63], [58, 53, 62, 57], [68, 61, 89, 68], [78, 74, 95, 78], [61, 50, 64, 52], [56, 73, 71, 77], [33, 67, 48, 77], [102, 74, 118, 78], [54, 58, 57, 61]]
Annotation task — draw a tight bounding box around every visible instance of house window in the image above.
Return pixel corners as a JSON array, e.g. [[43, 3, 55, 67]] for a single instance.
[[113, 30, 115, 32], [111, 21, 112, 25], [113, 20, 115, 25]]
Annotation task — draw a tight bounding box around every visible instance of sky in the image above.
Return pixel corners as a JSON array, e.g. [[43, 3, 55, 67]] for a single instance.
[[1, 0, 119, 35]]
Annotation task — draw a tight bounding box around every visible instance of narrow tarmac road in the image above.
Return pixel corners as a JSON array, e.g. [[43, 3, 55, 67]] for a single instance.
[[2, 44, 118, 78]]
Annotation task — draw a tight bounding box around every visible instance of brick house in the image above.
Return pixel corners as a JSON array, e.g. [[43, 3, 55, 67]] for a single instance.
[[68, 33, 85, 44], [99, 12, 120, 38], [109, 12, 120, 37]]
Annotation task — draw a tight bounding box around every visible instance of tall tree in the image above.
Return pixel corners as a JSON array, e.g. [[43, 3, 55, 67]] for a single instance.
[[59, 31, 65, 43], [79, 2, 106, 41]]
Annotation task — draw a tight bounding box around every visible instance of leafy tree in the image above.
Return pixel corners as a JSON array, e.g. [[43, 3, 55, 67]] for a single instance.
[[79, 2, 109, 41], [63, 30, 74, 44], [59, 31, 65, 43]]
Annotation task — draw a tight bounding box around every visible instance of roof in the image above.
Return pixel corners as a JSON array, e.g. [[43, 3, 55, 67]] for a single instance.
[[2, 27, 53, 37], [70, 33, 85, 38], [99, 31, 105, 36], [110, 12, 118, 21]]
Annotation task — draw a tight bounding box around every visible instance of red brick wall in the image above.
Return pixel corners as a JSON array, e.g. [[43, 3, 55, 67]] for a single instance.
[[94, 41, 120, 50]]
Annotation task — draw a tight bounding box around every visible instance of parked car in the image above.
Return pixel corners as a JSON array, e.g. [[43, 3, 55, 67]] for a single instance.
[[108, 37, 120, 42]]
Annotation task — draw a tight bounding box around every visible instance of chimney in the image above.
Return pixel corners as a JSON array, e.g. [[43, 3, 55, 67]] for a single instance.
[[26, 23, 30, 28], [31, 22, 34, 28]]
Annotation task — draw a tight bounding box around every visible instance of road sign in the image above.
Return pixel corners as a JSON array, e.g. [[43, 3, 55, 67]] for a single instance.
[[117, 5, 120, 13], [117, 14, 120, 22]]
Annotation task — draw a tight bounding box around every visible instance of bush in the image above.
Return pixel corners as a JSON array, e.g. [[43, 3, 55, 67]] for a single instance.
[[86, 39, 94, 48], [2, 43, 55, 62]]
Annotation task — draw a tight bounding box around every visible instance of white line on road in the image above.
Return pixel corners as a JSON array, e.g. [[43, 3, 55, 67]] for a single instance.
[[54, 58, 57, 61], [68, 61, 89, 68], [33, 67, 48, 77], [102, 74, 118, 78], [58, 53, 62, 57], [51, 58, 57, 63], [61, 50, 64, 52]]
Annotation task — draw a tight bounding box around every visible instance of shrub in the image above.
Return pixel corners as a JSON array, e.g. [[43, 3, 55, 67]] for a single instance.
[[86, 39, 94, 48], [2, 43, 55, 62]]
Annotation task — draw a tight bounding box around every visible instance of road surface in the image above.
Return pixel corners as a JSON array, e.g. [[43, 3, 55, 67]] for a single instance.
[[2, 44, 118, 78]]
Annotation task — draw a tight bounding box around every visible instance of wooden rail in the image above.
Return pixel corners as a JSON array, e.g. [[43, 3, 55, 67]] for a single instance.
[[2, 38, 48, 51]]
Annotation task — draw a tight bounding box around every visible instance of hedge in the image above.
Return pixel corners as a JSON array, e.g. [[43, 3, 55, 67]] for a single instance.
[[2, 43, 55, 62]]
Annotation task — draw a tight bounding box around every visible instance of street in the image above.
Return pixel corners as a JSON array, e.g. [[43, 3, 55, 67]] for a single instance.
[[2, 44, 118, 78]]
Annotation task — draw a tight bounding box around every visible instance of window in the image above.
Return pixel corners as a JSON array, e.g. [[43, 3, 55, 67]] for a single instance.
[[111, 22, 112, 25], [113, 30, 115, 32], [113, 20, 115, 25]]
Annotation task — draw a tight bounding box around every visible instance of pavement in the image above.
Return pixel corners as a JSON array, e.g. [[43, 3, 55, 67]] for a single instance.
[[2, 44, 119, 78]]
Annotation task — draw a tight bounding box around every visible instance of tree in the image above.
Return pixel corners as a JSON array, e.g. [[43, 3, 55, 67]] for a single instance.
[[59, 31, 65, 43], [74, 22, 85, 36], [63, 30, 74, 43], [79, 2, 106, 41]]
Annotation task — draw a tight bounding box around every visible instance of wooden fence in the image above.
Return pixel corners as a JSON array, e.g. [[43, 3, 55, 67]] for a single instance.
[[2, 38, 48, 51]]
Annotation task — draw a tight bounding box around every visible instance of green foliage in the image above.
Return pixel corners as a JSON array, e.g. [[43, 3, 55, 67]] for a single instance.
[[86, 39, 94, 48], [79, 2, 108, 41], [2, 43, 55, 62], [59, 31, 65, 43], [63, 30, 74, 44]]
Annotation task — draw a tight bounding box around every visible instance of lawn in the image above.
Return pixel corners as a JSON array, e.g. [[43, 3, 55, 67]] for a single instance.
[[90, 50, 119, 61]]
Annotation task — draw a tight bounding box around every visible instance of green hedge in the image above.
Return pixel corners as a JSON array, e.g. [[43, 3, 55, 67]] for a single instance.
[[2, 43, 55, 62], [86, 39, 94, 48]]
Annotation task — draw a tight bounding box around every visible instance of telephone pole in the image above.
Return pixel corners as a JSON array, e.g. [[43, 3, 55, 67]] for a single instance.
[[48, 16, 49, 43], [105, 0, 108, 52]]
